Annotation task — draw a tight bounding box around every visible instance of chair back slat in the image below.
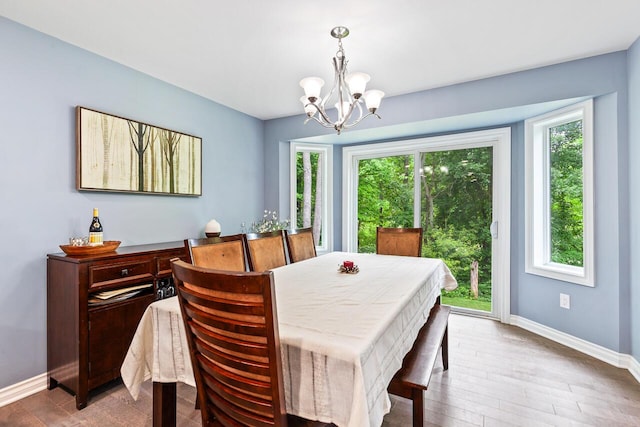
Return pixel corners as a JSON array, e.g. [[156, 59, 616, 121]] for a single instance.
[[285, 228, 317, 263], [207, 383, 276, 427], [172, 260, 287, 426], [376, 227, 423, 257], [199, 355, 272, 400], [185, 234, 247, 271], [244, 231, 288, 272], [192, 330, 270, 377], [185, 305, 269, 351]]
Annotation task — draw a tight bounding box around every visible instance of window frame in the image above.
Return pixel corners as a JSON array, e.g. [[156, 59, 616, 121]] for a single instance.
[[524, 99, 594, 286], [289, 142, 333, 254]]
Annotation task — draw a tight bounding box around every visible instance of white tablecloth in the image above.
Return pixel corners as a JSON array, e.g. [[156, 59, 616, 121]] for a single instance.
[[120, 295, 195, 397], [121, 252, 457, 427]]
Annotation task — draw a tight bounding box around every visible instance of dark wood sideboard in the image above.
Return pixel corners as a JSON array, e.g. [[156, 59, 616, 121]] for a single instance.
[[47, 241, 188, 409]]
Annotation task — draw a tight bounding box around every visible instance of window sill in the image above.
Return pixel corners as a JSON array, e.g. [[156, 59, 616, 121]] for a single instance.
[[525, 263, 594, 287]]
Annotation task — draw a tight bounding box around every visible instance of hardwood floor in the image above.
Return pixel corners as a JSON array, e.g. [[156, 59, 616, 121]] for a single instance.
[[2, 314, 639, 426]]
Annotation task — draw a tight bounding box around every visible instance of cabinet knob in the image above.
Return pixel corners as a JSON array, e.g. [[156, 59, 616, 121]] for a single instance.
[[121, 268, 129, 276]]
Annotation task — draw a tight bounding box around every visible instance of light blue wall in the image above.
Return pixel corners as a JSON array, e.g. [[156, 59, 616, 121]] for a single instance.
[[0, 17, 265, 388], [515, 92, 629, 353], [629, 37, 640, 362], [265, 51, 632, 354]]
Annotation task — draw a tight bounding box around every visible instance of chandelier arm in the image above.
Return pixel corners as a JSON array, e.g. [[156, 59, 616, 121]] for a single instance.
[[337, 98, 364, 129], [342, 111, 382, 129], [304, 114, 337, 129], [306, 101, 334, 126], [319, 56, 341, 116], [336, 55, 354, 125], [351, 99, 365, 122], [319, 82, 335, 113], [337, 96, 355, 128]]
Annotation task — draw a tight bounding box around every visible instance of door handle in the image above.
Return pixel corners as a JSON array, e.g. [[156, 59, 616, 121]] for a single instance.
[[490, 221, 498, 239]]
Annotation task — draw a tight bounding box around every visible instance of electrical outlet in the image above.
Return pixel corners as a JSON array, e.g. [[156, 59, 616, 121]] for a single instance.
[[560, 293, 570, 309]]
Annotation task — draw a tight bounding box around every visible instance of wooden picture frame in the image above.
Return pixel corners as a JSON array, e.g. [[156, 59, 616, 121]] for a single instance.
[[76, 106, 202, 196]]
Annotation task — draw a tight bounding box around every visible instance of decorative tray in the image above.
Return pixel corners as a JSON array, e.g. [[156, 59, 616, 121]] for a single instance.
[[338, 264, 360, 274], [59, 240, 121, 256]]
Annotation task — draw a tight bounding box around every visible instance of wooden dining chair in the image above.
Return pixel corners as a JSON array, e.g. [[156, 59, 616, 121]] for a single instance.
[[376, 227, 424, 257], [243, 230, 288, 272], [171, 260, 284, 426], [171, 260, 333, 427], [184, 234, 247, 271], [284, 227, 317, 263]]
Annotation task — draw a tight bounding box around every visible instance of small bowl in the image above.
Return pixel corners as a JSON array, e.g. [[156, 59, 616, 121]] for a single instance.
[[59, 240, 121, 256]]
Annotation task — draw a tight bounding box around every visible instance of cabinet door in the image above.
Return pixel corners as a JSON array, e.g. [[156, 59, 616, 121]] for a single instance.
[[88, 294, 155, 388]]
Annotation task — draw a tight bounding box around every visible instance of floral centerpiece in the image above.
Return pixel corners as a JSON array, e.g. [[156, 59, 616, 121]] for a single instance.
[[250, 210, 290, 233]]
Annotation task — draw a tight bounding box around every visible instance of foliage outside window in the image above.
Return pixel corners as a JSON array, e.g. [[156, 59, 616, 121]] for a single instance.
[[420, 148, 493, 310], [357, 155, 414, 253], [549, 121, 584, 266], [525, 99, 594, 286], [290, 143, 332, 253]]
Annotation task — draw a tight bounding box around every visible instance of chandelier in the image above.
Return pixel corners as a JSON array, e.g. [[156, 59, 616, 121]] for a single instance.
[[299, 26, 384, 135]]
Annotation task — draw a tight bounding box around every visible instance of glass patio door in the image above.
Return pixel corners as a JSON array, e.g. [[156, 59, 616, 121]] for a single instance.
[[345, 128, 511, 320], [418, 147, 493, 313]]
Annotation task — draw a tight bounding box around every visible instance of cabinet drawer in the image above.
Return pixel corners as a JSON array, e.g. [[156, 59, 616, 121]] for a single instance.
[[89, 261, 154, 289], [156, 252, 188, 276]]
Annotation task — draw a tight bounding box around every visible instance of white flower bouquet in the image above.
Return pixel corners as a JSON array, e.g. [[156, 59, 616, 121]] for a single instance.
[[250, 210, 290, 233]]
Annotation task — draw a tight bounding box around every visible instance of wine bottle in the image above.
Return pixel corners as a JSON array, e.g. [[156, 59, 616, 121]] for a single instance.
[[88, 208, 104, 246]]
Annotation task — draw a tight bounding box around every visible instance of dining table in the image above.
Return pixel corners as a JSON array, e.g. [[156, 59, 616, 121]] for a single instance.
[[121, 251, 457, 427]]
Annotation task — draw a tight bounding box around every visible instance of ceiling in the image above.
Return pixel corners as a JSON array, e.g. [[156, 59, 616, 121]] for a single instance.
[[1, 0, 639, 121]]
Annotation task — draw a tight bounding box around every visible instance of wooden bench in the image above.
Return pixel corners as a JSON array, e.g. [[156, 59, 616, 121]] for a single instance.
[[387, 301, 451, 427]]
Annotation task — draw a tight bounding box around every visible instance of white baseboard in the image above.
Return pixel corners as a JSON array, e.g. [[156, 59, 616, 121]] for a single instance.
[[510, 315, 640, 382], [0, 373, 47, 408], [629, 353, 640, 383]]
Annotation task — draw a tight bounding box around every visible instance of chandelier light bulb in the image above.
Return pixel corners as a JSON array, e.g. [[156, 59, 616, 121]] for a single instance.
[[300, 96, 318, 117], [299, 77, 325, 103], [345, 72, 370, 98], [363, 90, 385, 113]]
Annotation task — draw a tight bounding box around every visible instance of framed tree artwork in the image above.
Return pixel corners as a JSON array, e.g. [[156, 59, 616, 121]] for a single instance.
[[76, 106, 202, 196]]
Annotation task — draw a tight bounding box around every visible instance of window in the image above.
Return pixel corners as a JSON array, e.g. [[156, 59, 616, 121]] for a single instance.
[[290, 143, 332, 254], [525, 99, 594, 286]]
